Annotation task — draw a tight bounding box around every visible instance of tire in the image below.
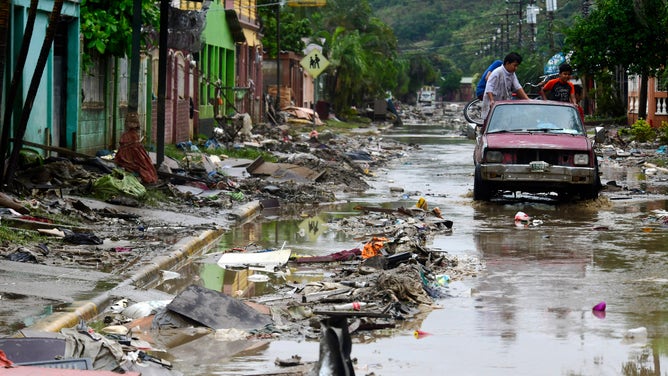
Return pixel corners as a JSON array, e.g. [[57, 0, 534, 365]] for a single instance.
[[473, 165, 492, 201], [580, 166, 601, 200], [463, 98, 484, 125]]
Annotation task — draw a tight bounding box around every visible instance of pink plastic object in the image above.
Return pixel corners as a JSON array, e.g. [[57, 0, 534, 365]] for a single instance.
[[592, 301, 606, 311]]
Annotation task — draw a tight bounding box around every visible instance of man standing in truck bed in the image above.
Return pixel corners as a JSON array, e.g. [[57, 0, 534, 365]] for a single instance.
[[481, 52, 530, 120]]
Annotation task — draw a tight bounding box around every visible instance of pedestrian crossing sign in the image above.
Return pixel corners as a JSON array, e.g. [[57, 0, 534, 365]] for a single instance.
[[300, 49, 329, 79]]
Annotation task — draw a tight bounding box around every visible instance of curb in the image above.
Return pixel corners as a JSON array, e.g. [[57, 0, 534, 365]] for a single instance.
[[228, 200, 262, 222], [26, 228, 226, 333]]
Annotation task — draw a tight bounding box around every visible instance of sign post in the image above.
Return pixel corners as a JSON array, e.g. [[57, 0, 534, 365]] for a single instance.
[[300, 49, 330, 127]]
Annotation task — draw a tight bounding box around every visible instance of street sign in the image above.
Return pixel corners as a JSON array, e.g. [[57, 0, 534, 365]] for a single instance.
[[300, 49, 329, 79]]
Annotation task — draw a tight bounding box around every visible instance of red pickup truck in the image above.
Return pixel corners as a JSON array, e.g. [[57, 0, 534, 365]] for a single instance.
[[473, 100, 602, 201]]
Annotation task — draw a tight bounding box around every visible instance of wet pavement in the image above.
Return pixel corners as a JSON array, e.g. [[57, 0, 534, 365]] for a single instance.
[[163, 121, 668, 375]]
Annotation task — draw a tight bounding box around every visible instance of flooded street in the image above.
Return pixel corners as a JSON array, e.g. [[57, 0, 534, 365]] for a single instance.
[[166, 122, 668, 375]]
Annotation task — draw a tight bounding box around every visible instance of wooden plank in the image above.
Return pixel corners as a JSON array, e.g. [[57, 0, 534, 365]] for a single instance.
[[15, 139, 93, 159]]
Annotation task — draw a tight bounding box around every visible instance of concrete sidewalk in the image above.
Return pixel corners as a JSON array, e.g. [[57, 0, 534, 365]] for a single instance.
[[18, 200, 263, 335]]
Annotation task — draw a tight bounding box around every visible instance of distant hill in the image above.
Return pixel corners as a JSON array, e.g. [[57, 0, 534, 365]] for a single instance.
[[368, 0, 587, 78]]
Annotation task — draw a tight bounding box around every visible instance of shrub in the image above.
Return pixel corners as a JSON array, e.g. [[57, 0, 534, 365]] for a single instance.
[[658, 121, 668, 145], [627, 119, 656, 143]]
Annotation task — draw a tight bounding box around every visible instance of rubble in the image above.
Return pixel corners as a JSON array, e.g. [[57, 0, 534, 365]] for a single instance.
[[2, 110, 668, 374]]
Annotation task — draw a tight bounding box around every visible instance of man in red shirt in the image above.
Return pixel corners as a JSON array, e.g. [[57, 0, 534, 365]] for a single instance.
[[539, 63, 576, 105]]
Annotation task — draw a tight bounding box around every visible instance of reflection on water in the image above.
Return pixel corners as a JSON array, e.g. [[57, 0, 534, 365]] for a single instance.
[[216, 207, 366, 256]]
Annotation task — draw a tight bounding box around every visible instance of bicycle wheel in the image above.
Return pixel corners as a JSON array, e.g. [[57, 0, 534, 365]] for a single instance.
[[463, 98, 484, 125]]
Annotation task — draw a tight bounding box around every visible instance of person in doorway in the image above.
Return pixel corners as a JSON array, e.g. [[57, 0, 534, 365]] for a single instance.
[[482, 52, 530, 120], [539, 63, 576, 104], [475, 59, 503, 100]]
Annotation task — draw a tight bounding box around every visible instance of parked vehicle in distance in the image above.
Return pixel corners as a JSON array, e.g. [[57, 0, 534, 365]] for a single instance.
[[473, 100, 601, 201], [418, 86, 437, 105]]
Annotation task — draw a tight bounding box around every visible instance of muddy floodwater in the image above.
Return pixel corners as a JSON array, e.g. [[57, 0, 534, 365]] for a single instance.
[[162, 122, 668, 376]]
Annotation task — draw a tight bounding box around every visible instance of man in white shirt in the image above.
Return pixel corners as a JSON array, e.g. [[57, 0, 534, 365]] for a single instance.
[[482, 52, 530, 120]]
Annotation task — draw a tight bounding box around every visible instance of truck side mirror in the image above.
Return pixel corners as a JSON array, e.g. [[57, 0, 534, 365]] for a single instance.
[[593, 126, 606, 144]]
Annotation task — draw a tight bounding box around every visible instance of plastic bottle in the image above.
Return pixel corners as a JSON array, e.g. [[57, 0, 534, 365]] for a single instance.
[[333, 302, 367, 311]]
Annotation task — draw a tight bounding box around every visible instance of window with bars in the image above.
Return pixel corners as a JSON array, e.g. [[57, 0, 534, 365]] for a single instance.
[[657, 69, 668, 92]]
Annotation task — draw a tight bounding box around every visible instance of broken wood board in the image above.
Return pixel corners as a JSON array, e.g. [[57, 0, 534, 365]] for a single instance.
[[246, 157, 324, 182]]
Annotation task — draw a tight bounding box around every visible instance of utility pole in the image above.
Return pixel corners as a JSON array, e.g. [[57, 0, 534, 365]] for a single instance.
[[547, 0, 558, 51], [526, 0, 538, 52], [502, 9, 514, 51], [506, 0, 524, 47], [582, 0, 592, 16]]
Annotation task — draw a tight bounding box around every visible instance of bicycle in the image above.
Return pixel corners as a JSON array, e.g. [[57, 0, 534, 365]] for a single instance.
[[463, 97, 484, 125], [523, 73, 558, 99]]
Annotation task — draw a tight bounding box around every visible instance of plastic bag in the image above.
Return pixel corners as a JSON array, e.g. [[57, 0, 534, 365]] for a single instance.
[[92, 168, 147, 200]]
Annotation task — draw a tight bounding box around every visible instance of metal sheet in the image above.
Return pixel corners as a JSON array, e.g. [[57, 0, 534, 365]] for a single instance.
[[166, 285, 272, 330], [0, 337, 66, 363]]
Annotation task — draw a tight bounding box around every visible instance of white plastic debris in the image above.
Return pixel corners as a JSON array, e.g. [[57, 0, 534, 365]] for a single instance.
[[624, 327, 648, 340], [121, 300, 172, 319], [514, 211, 530, 227]]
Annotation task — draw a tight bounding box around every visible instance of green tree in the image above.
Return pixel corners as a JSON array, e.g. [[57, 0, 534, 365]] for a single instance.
[[258, 0, 402, 114], [406, 54, 439, 93], [565, 0, 668, 118], [306, 0, 401, 114], [80, 0, 159, 66], [322, 27, 368, 113], [436, 58, 463, 99], [258, 2, 312, 59]]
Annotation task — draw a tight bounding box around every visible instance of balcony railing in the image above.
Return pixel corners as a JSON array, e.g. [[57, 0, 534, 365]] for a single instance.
[[627, 75, 668, 126]]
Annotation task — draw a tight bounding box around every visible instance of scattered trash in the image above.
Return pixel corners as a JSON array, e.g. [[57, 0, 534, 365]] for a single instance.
[[514, 211, 530, 227], [0, 350, 13, 367], [435, 274, 450, 286], [217, 244, 292, 272], [0, 337, 66, 364], [275, 354, 303, 367], [160, 270, 181, 281], [361, 237, 387, 259], [624, 327, 648, 340], [414, 330, 432, 339], [92, 168, 147, 200], [333, 302, 368, 311], [165, 284, 272, 330], [416, 197, 428, 210], [122, 300, 172, 319], [592, 301, 606, 311], [247, 274, 270, 283]]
